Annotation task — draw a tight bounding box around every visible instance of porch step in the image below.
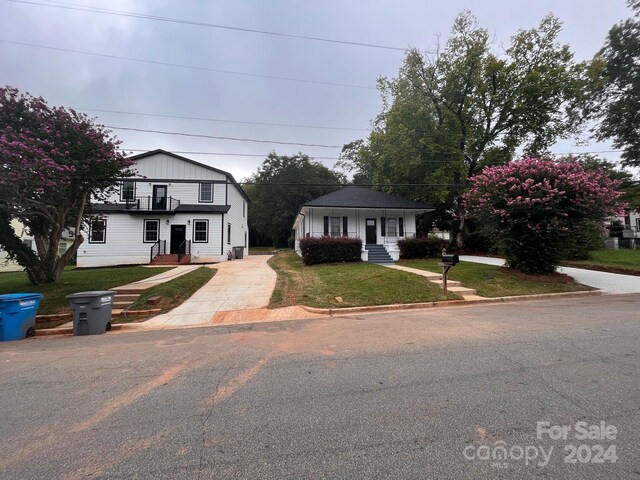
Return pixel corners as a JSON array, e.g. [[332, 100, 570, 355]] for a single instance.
[[365, 244, 394, 264], [113, 293, 141, 310], [150, 254, 191, 265]]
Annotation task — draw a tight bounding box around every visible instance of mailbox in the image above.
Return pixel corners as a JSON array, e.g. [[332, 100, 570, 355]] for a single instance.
[[441, 253, 459, 266]]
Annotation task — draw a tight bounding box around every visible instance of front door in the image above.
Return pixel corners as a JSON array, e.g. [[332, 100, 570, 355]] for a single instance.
[[365, 218, 377, 244], [170, 225, 186, 254], [152, 185, 167, 210]]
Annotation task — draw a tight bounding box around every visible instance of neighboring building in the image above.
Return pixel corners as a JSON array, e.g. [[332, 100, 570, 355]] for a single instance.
[[0, 219, 36, 273], [292, 186, 433, 263], [77, 150, 249, 268], [605, 209, 640, 249]]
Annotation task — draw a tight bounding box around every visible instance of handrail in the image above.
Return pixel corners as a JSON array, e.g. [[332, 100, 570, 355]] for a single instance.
[[125, 196, 180, 211], [150, 239, 166, 262], [177, 239, 191, 263]]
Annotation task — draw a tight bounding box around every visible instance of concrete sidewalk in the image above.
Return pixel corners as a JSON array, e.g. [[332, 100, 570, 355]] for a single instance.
[[113, 265, 201, 293], [145, 255, 277, 327], [460, 255, 640, 294]]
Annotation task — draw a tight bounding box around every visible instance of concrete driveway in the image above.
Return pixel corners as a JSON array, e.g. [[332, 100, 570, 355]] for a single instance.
[[145, 255, 277, 327], [461, 255, 640, 294]]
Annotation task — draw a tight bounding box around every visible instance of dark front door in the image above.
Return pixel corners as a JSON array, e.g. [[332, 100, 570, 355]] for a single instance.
[[365, 218, 377, 244], [170, 225, 186, 254], [153, 185, 167, 210]]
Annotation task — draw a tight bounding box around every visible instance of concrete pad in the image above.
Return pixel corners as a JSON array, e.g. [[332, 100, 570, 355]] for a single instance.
[[145, 255, 277, 327]]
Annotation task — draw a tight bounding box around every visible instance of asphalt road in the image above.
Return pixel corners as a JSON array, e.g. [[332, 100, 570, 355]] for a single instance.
[[1, 295, 639, 479]]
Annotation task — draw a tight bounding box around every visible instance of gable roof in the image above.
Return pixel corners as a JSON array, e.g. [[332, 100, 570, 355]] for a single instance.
[[302, 186, 432, 210], [127, 149, 250, 202]]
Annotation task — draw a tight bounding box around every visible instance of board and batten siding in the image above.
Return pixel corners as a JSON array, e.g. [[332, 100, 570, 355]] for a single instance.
[[77, 213, 225, 267], [134, 154, 227, 181]]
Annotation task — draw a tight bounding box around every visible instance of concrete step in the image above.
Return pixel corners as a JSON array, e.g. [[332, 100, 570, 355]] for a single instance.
[[432, 279, 462, 287], [112, 287, 148, 295], [114, 294, 140, 302], [113, 301, 135, 309], [446, 286, 478, 296]]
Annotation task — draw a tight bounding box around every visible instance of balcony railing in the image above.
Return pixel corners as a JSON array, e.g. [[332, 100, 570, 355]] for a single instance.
[[124, 196, 180, 212]]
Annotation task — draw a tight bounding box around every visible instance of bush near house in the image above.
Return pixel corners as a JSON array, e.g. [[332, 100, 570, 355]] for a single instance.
[[299, 236, 362, 265], [398, 237, 449, 259]]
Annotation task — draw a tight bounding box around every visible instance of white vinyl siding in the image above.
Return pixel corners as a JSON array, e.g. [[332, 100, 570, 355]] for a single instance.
[[225, 183, 249, 253]]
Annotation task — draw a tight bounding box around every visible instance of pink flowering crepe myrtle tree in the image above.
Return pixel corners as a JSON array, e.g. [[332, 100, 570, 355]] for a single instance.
[[0, 86, 133, 284], [463, 158, 624, 274]]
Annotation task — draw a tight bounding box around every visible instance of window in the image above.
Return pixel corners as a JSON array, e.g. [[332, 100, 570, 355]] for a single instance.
[[243, 200, 246, 218], [227, 223, 231, 244], [330, 217, 341, 237], [22, 239, 33, 250], [58, 242, 68, 255], [199, 183, 213, 203], [387, 218, 397, 236], [89, 219, 106, 243], [120, 180, 135, 201], [144, 220, 160, 243], [193, 220, 208, 243]]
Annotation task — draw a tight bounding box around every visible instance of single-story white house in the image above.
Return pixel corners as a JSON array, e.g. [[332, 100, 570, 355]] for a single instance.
[[292, 186, 433, 263], [77, 149, 250, 268], [0, 219, 74, 272]]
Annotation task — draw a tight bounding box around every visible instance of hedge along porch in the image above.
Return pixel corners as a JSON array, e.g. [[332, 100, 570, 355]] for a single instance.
[[292, 187, 433, 262]]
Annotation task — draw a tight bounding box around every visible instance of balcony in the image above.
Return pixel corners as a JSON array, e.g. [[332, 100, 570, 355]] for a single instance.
[[124, 196, 181, 212]]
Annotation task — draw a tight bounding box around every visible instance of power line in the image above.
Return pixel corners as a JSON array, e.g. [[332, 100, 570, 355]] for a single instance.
[[108, 126, 344, 149], [8, 0, 414, 52], [0, 39, 376, 90], [76, 108, 370, 132]]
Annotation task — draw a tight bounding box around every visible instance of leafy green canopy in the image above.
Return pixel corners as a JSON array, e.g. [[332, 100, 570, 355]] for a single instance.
[[339, 11, 589, 243], [590, 1, 640, 167], [246, 153, 344, 247]]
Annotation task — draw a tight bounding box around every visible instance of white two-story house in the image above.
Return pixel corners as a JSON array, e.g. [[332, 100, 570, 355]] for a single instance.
[[77, 149, 249, 268]]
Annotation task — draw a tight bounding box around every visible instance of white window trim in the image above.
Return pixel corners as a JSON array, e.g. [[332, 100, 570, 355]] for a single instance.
[[387, 218, 397, 237], [193, 219, 209, 243], [330, 216, 341, 237], [120, 180, 136, 202]]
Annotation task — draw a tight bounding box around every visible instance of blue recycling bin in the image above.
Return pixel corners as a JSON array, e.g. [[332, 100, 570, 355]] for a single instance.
[[0, 293, 43, 341]]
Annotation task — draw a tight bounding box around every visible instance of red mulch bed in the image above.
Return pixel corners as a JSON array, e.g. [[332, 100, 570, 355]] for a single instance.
[[497, 267, 579, 284]]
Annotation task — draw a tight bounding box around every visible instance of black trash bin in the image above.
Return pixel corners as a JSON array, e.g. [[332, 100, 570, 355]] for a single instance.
[[233, 246, 244, 259], [66, 291, 116, 335]]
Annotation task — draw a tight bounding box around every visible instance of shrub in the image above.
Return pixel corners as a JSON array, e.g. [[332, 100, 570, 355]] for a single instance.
[[398, 237, 449, 259], [299, 236, 362, 265], [464, 158, 623, 274]]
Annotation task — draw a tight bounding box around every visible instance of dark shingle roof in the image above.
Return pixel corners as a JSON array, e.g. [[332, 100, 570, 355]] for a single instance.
[[302, 186, 432, 210], [91, 204, 230, 214]]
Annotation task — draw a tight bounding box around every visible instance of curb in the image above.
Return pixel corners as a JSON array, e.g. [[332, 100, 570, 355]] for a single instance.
[[301, 290, 602, 316], [34, 324, 125, 337]]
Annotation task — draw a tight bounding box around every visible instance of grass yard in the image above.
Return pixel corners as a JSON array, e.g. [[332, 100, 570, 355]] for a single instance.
[[563, 249, 640, 275], [398, 259, 593, 298], [268, 250, 459, 309], [124, 266, 215, 319], [249, 246, 278, 255], [0, 266, 172, 315]]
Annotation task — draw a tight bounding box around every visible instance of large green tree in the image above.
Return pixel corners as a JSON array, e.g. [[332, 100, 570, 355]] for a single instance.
[[247, 153, 344, 247], [339, 11, 590, 246], [590, 1, 640, 166], [0, 87, 132, 284]]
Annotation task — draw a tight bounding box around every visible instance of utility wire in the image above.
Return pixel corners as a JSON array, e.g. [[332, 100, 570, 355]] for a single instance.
[[0, 39, 376, 90], [107, 126, 344, 149], [8, 0, 414, 52], [76, 108, 371, 132]]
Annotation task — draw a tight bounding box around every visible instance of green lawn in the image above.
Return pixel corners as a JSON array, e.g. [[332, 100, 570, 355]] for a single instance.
[[398, 259, 592, 298], [268, 250, 459, 309], [0, 266, 172, 315], [125, 266, 215, 317], [564, 249, 640, 274]]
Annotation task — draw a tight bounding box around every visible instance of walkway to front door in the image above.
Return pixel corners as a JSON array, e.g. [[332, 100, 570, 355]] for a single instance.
[[145, 255, 277, 327]]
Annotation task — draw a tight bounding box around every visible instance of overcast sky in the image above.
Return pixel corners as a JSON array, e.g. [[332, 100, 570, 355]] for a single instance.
[[0, 0, 634, 181]]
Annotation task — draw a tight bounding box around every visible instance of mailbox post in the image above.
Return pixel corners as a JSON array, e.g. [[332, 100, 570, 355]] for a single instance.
[[438, 253, 459, 295]]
